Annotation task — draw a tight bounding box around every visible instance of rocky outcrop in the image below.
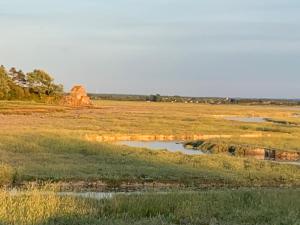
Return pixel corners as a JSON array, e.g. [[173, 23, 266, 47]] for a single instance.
[[61, 85, 93, 107]]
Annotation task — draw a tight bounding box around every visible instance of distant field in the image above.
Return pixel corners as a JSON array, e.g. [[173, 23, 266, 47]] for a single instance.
[[1, 100, 300, 149]]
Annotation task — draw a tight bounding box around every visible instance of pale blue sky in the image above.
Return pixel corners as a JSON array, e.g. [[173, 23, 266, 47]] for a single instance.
[[0, 0, 300, 98]]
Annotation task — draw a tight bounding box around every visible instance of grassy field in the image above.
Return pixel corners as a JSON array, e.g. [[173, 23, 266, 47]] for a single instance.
[[0, 100, 300, 224], [0, 100, 300, 187], [0, 188, 299, 225], [1, 132, 299, 188], [2, 100, 300, 149]]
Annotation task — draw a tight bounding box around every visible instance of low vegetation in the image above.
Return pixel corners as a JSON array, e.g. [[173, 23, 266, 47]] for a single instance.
[[0, 133, 299, 189], [0, 164, 16, 186], [0, 189, 299, 225]]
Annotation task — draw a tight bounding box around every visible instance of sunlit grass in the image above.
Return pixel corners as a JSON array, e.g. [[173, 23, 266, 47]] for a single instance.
[[1, 101, 300, 224], [0, 188, 299, 225], [0, 133, 299, 188], [0, 101, 300, 187]]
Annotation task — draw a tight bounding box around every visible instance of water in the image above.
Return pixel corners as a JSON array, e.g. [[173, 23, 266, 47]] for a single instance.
[[118, 141, 203, 155], [225, 117, 266, 123], [272, 161, 300, 166], [58, 192, 114, 199], [8, 191, 137, 200], [8, 191, 202, 200]]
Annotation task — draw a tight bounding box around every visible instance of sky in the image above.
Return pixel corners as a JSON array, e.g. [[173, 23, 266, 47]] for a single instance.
[[0, 0, 300, 98]]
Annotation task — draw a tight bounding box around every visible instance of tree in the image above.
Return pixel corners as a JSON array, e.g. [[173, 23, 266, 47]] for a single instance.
[[8, 67, 26, 86], [149, 94, 161, 102], [27, 70, 63, 97], [0, 65, 64, 101], [0, 66, 10, 99]]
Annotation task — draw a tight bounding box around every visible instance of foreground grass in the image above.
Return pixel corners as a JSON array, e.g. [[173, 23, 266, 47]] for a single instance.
[[0, 133, 299, 188], [0, 189, 299, 225]]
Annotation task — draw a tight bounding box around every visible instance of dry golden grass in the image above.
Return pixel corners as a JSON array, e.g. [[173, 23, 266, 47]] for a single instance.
[[1, 100, 300, 150]]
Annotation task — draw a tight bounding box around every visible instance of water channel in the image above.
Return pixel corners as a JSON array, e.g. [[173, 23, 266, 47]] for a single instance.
[[117, 141, 204, 155]]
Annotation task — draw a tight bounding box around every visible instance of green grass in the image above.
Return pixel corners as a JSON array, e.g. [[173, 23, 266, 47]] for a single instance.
[[0, 189, 299, 225], [2, 100, 300, 150], [0, 101, 300, 187], [1, 101, 300, 224], [0, 133, 299, 188]]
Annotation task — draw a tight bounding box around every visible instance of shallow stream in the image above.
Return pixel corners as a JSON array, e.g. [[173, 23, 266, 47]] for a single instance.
[[117, 141, 204, 155], [224, 117, 266, 123]]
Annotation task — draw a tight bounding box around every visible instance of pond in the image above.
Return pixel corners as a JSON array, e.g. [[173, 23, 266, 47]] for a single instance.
[[225, 117, 266, 123], [117, 141, 204, 155]]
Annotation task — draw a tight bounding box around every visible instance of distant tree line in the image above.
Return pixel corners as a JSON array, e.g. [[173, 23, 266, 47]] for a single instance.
[[0, 65, 63, 102], [90, 93, 300, 106]]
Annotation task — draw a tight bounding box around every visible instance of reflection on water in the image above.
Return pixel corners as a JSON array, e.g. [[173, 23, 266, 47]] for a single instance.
[[225, 117, 266, 123], [118, 141, 203, 155]]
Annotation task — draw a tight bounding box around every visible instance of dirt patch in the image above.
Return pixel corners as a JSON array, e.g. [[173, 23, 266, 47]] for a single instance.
[[244, 148, 266, 160]]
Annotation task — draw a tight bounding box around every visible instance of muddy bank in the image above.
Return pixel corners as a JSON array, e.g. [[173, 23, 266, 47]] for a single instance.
[[184, 141, 300, 162], [85, 133, 268, 142], [85, 134, 297, 162], [9, 180, 244, 192], [85, 134, 232, 142], [265, 118, 300, 126], [7, 180, 299, 192]]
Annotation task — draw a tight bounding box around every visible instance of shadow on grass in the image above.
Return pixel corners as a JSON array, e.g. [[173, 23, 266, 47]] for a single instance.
[[0, 132, 299, 188]]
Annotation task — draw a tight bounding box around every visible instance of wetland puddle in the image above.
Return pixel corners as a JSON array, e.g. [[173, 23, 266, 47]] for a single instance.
[[118, 141, 204, 155], [9, 191, 132, 200], [225, 117, 266, 123], [58, 192, 115, 199], [116, 141, 300, 165]]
